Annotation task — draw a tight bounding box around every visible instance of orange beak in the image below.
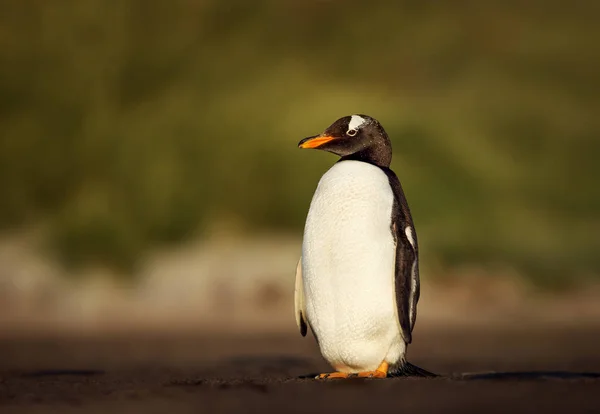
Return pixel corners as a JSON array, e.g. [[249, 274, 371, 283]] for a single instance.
[[298, 135, 336, 149]]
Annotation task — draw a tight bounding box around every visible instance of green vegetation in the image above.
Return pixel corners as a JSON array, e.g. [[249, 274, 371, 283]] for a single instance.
[[0, 1, 598, 286]]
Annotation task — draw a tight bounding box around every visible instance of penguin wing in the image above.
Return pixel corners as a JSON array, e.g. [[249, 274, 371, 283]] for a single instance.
[[392, 223, 419, 344], [294, 257, 308, 336], [382, 168, 420, 345]]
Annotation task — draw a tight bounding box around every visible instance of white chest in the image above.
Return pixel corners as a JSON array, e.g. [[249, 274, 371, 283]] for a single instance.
[[303, 161, 394, 259], [301, 161, 402, 371]]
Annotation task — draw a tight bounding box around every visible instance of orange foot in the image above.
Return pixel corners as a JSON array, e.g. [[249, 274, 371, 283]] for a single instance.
[[316, 362, 388, 379]]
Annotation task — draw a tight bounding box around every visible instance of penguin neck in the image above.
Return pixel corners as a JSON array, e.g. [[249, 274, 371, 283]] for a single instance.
[[340, 145, 392, 168]]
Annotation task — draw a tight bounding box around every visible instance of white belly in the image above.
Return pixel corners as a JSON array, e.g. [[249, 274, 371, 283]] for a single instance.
[[302, 160, 405, 372]]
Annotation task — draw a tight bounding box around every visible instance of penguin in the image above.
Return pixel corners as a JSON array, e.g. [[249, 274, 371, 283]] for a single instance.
[[295, 114, 434, 379]]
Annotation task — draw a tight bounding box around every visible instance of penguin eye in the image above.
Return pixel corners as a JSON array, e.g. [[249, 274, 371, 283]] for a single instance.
[[347, 129, 357, 136]]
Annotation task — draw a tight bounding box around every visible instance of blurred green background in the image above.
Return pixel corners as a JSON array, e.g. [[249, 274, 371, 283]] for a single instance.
[[1, 0, 598, 288]]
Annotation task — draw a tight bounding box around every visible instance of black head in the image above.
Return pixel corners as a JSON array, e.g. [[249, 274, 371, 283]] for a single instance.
[[298, 114, 392, 167]]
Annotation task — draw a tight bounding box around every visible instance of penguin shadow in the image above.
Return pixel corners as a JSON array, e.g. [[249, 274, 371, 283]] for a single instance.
[[456, 371, 600, 381], [297, 372, 434, 380], [298, 371, 600, 381]]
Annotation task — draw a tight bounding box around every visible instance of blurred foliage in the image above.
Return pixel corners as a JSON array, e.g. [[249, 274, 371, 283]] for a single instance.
[[0, 0, 598, 285]]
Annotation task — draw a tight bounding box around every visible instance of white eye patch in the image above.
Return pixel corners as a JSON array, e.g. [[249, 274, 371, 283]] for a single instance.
[[348, 115, 366, 132]]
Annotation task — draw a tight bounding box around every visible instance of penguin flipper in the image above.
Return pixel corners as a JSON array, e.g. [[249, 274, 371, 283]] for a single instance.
[[294, 257, 308, 336], [392, 234, 416, 344], [381, 167, 420, 345]]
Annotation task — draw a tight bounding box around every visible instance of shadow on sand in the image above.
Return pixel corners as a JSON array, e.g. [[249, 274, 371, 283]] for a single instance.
[[298, 371, 600, 381], [21, 369, 105, 378], [456, 371, 600, 380]]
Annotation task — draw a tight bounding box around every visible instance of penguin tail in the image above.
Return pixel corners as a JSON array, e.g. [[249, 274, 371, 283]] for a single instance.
[[388, 360, 437, 377]]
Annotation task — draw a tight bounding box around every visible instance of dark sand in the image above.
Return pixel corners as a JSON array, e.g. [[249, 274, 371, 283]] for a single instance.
[[1, 324, 599, 413]]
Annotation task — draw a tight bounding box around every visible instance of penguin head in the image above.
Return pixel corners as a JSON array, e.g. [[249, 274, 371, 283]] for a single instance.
[[298, 114, 392, 167]]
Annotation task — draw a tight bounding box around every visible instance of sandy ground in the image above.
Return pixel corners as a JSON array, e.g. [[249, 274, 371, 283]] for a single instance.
[[1, 323, 599, 414]]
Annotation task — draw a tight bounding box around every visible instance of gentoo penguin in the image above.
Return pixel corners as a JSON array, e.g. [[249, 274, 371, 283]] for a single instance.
[[295, 114, 433, 379]]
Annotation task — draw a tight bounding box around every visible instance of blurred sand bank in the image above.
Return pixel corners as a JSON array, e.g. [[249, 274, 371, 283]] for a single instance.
[[0, 231, 598, 336]]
